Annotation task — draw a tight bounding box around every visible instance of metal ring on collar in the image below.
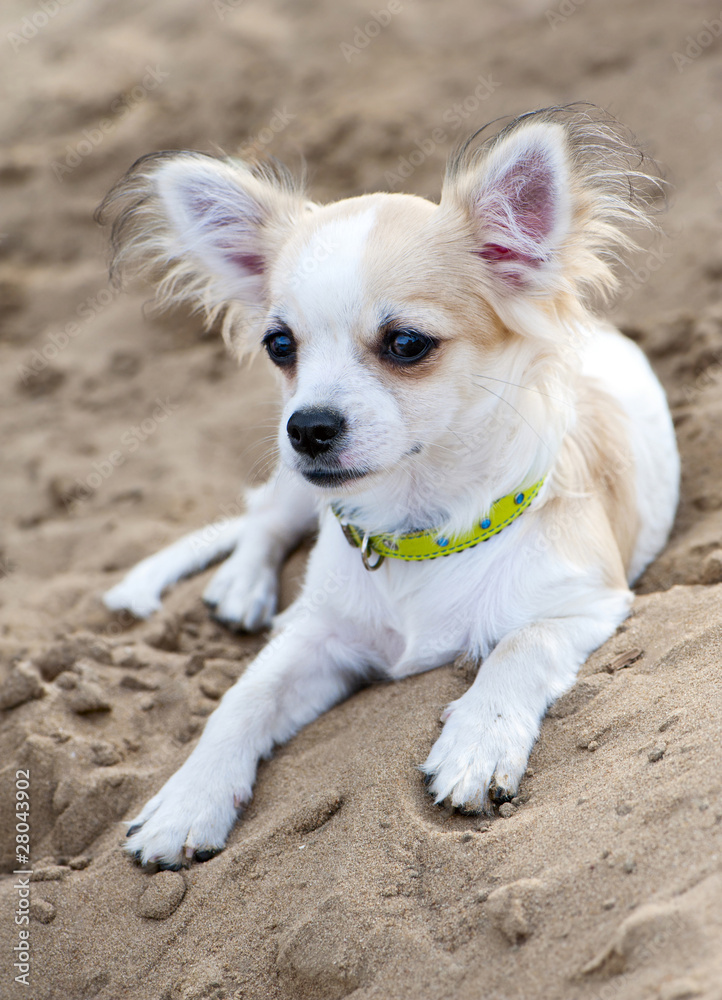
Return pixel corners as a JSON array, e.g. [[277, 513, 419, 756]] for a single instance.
[[361, 532, 385, 571]]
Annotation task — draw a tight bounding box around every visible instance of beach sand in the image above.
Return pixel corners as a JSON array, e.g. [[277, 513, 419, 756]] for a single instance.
[[0, 1, 721, 997]]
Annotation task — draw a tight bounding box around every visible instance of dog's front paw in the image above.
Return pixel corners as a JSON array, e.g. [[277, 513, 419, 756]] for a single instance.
[[104, 580, 162, 620], [203, 556, 278, 632], [125, 763, 246, 868], [421, 696, 537, 813]]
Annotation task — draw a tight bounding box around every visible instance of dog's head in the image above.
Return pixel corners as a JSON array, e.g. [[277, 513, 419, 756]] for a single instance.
[[99, 108, 660, 525]]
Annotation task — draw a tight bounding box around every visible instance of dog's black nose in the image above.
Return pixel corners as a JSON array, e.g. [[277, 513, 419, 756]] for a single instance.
[[287, 408, 346, 458]]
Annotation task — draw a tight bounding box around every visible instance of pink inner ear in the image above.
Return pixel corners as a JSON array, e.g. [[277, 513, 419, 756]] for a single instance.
[[500, 154, 557, 240], [188, 194, 219, 218], [476, 150, 559, 269], [185, 191, 265, 276], [226, 251, 265, 276], [475, 244, 540, 266]]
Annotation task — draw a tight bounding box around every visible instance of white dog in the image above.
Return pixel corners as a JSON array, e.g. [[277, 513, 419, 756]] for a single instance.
[[98, 107, 679, 868]]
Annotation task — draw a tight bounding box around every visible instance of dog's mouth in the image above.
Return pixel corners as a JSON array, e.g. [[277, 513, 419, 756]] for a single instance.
[[301, 467, 372, 488], [299, 445, 424, 489]]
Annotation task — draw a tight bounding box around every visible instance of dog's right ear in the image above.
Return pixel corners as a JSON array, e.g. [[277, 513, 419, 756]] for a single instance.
[[96, 152, 309, 350]]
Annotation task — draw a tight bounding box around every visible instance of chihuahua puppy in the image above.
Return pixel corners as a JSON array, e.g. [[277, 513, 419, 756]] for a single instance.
[[98, 107, 679, 868]]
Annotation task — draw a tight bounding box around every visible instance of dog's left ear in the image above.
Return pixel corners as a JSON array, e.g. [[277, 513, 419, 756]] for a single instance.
[[442, 121, 571, 293]]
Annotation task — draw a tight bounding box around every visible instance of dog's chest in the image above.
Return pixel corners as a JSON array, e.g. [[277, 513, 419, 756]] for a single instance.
[[307, 512, 543, 674]]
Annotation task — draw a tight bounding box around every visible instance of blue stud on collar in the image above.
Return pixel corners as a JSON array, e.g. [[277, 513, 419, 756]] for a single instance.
[[480, 518, 492, 530], [436, 536, 449, 547], [514, 493, 525, 505]]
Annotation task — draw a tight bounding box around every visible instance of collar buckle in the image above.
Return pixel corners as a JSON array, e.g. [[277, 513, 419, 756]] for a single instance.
[[335, 509, 361, 551]]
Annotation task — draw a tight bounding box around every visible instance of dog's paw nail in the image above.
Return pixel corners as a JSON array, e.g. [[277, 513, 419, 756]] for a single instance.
[[126, 823, 143, 837], [158, 861, 183, 872], [422, 772, 434, 787], [488, 779, 514, 805], [194, 849, 220, 863]]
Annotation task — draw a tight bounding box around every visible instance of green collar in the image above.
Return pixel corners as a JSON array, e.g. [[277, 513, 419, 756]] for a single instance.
[[333, 478, 545, 570]]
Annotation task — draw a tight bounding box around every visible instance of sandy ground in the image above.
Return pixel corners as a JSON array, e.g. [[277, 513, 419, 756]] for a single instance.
[[0, 0, 721, 998]]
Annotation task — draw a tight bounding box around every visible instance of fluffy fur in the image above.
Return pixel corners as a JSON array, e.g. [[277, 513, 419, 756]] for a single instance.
[[97, 106, 679, 868]]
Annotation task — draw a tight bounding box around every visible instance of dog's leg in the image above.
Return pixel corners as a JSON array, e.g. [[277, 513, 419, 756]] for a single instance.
[[422, 599, 630, 811], [124, 612, 371, 868], [103, 517, 246, 620], [103, 469, 318, 630]]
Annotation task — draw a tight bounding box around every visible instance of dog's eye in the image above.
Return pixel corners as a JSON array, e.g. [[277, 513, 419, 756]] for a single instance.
[[263, 328, 296, 365], [384, 330, 435, 364]]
